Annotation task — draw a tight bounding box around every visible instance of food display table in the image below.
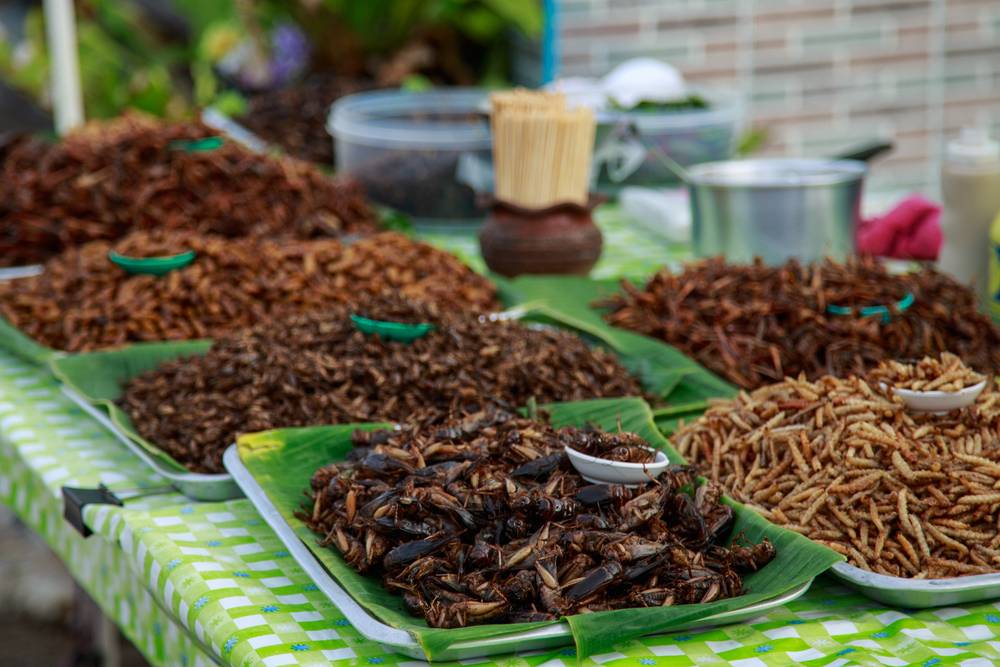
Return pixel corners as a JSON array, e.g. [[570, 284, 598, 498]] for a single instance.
[[3, 212, 1000, 667]]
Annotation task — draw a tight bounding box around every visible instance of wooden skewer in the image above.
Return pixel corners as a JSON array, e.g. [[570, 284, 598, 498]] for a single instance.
[[490, 90, 595, 209]]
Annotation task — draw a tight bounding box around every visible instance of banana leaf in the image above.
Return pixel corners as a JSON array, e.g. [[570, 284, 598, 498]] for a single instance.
[[0, 315, 59, 366], [49, 340, 213, 473], [496, 275, 737, 427], [236, 397, 842, 660]]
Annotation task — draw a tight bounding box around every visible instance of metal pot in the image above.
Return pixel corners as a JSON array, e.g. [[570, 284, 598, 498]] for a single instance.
[[688, 158, 867, 265]]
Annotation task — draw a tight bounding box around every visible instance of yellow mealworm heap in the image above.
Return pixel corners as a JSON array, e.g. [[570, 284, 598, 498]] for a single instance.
[[869, 352, 986, 392], [673, 373, 1000, 578]]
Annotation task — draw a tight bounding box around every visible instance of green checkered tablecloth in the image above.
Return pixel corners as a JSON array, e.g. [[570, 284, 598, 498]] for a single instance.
[[7, 354, 1000, 667], [4, 208, 1000, 667]]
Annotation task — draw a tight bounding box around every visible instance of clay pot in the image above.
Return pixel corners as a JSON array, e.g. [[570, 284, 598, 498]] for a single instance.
[[479, 197, 604, 277]]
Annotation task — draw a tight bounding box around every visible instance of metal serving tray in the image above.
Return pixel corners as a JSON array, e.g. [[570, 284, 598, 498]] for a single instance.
[[831, 562, 1000, 608], [61, 385, 242, 501], [0, 265, 43, 280], [223, 444, 814, 661]]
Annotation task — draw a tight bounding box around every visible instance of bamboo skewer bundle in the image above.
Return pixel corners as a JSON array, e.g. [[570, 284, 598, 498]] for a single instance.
[[490, 89, 596, 209]]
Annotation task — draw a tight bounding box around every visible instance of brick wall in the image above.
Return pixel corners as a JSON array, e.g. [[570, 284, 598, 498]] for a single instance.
[[557, 0, 1000, 193]]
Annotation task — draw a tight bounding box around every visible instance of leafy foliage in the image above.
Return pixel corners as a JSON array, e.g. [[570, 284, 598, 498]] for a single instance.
[[0, 0, 542, 120]]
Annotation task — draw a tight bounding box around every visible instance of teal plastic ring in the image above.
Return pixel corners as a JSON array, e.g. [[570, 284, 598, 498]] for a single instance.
[[826, 292, 914, 324]]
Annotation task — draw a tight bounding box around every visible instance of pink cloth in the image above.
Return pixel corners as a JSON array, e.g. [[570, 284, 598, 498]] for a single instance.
[[856, 194, 942, 260]]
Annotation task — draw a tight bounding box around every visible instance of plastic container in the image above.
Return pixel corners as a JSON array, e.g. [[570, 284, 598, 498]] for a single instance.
[[328, 89, 493, 227], [939, 127, 1000, 306], [591, 91, 741, 194]]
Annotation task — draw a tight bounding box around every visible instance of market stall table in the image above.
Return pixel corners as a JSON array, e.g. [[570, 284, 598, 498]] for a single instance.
[[2, 212, 1000, 666], [11, 352, 1000, 667]]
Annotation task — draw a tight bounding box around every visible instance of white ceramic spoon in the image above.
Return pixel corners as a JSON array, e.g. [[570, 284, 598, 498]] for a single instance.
[[891, 380, 987, 413], [565, 446, 671, 486]]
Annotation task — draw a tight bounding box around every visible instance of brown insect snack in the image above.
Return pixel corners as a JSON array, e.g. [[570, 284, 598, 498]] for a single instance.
[[0, 114, 378, 266], [601, 257, 1000, 390], [870, 353, 987, 392], [303, 409, 775, 627], [673, 373, 1000, 578], [120, 297, 643, 473], [0, 230, 498, 352]]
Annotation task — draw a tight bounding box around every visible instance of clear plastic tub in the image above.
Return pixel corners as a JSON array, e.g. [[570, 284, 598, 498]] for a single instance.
[[328, 89, 493, 227], [592, 91, 742, 193]]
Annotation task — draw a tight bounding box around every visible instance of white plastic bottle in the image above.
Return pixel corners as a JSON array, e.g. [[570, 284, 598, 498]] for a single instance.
[[938, 128, 1000, 305]]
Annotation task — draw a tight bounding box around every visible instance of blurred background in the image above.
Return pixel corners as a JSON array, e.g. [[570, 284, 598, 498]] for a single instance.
[[0, 0, 998, 664], [556, 0, 1000, 194], [1, 0, 999, 195]]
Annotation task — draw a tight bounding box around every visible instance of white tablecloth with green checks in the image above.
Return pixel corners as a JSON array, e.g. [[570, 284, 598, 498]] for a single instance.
[[8, 357, 1000, 666], [4, 209, 1000, 667]]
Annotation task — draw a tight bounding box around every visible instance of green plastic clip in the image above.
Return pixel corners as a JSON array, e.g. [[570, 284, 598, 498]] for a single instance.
[[350, 314, 434, 343], [109, 250, 196, 276], [170, 136, 224, 153]]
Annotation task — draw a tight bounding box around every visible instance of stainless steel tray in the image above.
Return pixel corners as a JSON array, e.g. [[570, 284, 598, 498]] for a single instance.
[[0, 265, 43, 280], [224, 444, 814, 661], [61, 385, 242, 501], [831, 561, 1000, 608]]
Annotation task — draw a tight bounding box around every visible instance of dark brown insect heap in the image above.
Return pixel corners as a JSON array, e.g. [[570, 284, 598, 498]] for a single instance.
[[601, 257, 1000, 390], [0, 230, 498, 352], [567, 429, 656, 463], [120, 297, 643, 473], [0, 114, 377, 266], [304, 409, 775, 627]]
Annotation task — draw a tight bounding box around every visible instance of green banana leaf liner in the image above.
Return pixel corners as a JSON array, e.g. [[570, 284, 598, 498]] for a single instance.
[[236, 397, 842, 660], [49, 340, 212, 473], [496, 276, 737, 434], [0, 315, 60, 366]]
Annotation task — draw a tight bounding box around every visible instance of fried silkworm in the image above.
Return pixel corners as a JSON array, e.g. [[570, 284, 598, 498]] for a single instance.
[[674, 372, 1000, 578]]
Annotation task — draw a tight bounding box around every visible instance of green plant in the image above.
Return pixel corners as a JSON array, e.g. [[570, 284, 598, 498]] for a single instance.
[[736, 127, 769, 156], [293, 0, 542, 84], [0, 0, 246, 119], [0, 0, 542, 121], [317, 0, 540, 52]]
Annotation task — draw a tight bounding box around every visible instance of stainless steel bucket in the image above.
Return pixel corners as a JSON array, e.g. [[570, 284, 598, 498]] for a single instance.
[[688, 158, 867, 265]]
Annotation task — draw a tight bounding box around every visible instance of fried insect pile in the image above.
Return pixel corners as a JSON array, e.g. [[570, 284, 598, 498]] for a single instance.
[[601, 257, 1000, 389], [673, 374, 1000, 578], [303, 411, 776, 628], [121, 299, 642, 473], [238, 74, 375, 164], [0, 114, 377, 266], [0, 230, 497, 352], [566, 429, 656, 463]]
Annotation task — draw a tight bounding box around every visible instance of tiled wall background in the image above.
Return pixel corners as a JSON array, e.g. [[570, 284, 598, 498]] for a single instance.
[[557, 0, 1000, 194]]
